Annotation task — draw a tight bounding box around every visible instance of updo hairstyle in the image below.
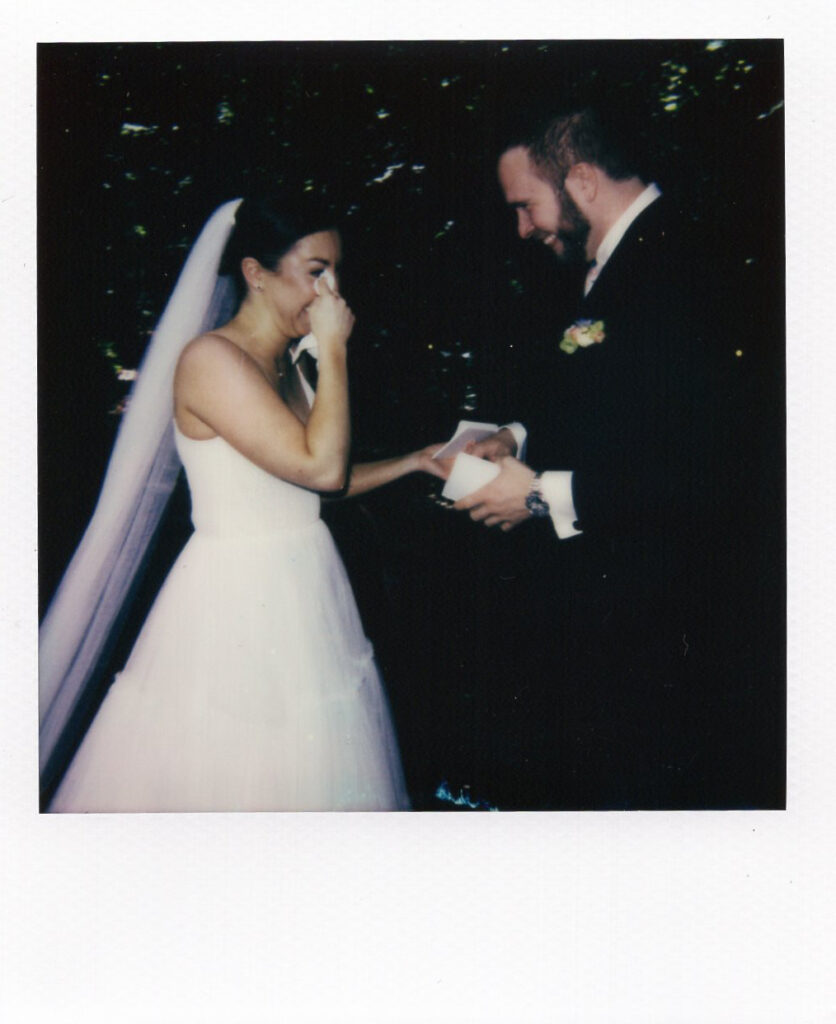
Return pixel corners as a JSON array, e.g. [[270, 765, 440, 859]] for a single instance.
[[219, 193, 341, 310]]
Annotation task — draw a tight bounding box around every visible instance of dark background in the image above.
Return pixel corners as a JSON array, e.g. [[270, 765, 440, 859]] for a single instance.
[[38, 40, 785, 808]]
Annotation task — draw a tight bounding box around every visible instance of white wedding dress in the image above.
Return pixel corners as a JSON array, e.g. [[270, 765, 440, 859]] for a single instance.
[[49, 419, 410, 812]]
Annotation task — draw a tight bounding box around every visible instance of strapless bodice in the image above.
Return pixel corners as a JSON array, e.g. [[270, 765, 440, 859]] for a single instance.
[[174, 423, 320, 535]]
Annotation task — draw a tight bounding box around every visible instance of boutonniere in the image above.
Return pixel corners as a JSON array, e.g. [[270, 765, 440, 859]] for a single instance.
[[560, 318, 606, 355]]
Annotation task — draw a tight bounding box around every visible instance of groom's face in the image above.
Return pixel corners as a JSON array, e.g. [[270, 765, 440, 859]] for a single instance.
[[498, 146, 589, 264]]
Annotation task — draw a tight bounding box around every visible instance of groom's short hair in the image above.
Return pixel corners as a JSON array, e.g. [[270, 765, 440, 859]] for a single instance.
[[529, 107, 647, 190]]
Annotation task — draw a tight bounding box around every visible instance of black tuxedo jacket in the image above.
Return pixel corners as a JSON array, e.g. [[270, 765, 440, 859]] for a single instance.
[[517, 197, 769, 807], [528, 198, 732, 602]]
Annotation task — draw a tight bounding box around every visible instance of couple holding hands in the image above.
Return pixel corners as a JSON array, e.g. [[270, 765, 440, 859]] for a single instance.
[[41, 105, 773, 812]]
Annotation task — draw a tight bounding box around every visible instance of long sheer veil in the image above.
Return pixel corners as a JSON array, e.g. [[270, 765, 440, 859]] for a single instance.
[[39, 198, 243, 789]]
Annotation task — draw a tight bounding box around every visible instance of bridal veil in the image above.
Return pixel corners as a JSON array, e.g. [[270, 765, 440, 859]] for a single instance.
[[39, 198, 243, 789]]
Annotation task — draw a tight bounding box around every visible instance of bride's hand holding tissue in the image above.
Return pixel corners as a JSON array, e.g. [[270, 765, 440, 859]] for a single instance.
[[285, 266, 448, 499], [306, 268, 354, 358]]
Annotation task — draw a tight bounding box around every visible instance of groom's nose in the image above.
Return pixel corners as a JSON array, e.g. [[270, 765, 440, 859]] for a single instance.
[[516, 209, 535, 239]]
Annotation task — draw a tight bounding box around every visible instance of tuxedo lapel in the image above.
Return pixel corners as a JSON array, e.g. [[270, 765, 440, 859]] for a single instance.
[[534, 199, 682, 478], [579, 198, 668, 318]]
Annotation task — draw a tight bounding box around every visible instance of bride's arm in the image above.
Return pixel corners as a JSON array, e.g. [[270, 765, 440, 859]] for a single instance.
[[174, 293, 354, 493], [343, 445, 449, 498]]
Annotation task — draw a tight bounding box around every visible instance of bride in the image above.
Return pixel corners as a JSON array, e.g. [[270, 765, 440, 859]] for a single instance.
[[41, 194, 447, 812]]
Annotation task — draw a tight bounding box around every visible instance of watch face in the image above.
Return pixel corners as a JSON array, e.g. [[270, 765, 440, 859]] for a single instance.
[[525, 492, 550, 517]]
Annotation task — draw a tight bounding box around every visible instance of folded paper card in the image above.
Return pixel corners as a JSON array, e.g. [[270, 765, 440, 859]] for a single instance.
[[432, 419, 499, 462], [441, 452, 501, 501]]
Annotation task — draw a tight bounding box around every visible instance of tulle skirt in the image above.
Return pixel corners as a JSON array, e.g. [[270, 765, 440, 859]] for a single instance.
[[50, 520, 410, 812]]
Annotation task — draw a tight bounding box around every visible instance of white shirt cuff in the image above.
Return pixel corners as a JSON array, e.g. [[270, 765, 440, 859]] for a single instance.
[[539, 470, 582, 539], [501, 422, 527, 460]]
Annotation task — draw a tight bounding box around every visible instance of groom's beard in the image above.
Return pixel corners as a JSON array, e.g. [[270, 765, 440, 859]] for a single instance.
[[553, 186, 591, 265]]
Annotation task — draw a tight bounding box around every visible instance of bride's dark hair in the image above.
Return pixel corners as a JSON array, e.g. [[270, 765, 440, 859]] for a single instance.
[[219, 193, 341, 309]]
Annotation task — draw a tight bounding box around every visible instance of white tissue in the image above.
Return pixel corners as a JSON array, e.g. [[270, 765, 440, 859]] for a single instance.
[[292, 268, 337, 364]]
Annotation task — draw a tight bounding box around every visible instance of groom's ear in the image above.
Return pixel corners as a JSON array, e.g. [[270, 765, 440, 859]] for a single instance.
[[565, 162, 598, 204]]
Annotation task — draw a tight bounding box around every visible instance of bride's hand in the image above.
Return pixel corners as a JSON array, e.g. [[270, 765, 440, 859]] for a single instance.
[[308, 275, 354, 355], [413, 444, 453, 480]]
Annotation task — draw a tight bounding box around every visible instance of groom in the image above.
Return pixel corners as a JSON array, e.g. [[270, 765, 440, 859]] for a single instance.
[[456, 107, 779, 809]]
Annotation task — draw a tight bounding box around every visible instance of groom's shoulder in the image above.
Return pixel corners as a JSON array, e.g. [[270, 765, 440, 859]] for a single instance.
[[622, 197, 704, 286], [630, 196, 693, 253]]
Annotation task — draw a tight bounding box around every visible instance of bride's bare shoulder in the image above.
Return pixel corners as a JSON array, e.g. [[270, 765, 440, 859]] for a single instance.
[[174, 334, 272, 414], [176, 331, 254, 380], [179, 330, 239, 360]]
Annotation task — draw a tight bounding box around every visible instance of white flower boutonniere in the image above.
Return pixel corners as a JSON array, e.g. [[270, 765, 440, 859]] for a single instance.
[[560, 318, 606, 355]]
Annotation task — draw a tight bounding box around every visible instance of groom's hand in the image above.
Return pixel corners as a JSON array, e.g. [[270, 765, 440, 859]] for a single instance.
[[466, 427, 518, 462], [454, 456, 536, 531]]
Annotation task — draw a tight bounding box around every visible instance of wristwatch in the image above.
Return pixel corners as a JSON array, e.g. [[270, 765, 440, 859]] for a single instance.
[[525, 473, 551, 518]]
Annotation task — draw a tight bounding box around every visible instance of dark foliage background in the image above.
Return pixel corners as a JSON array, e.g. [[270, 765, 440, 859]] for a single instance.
[[38, 40, 785, 807]]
